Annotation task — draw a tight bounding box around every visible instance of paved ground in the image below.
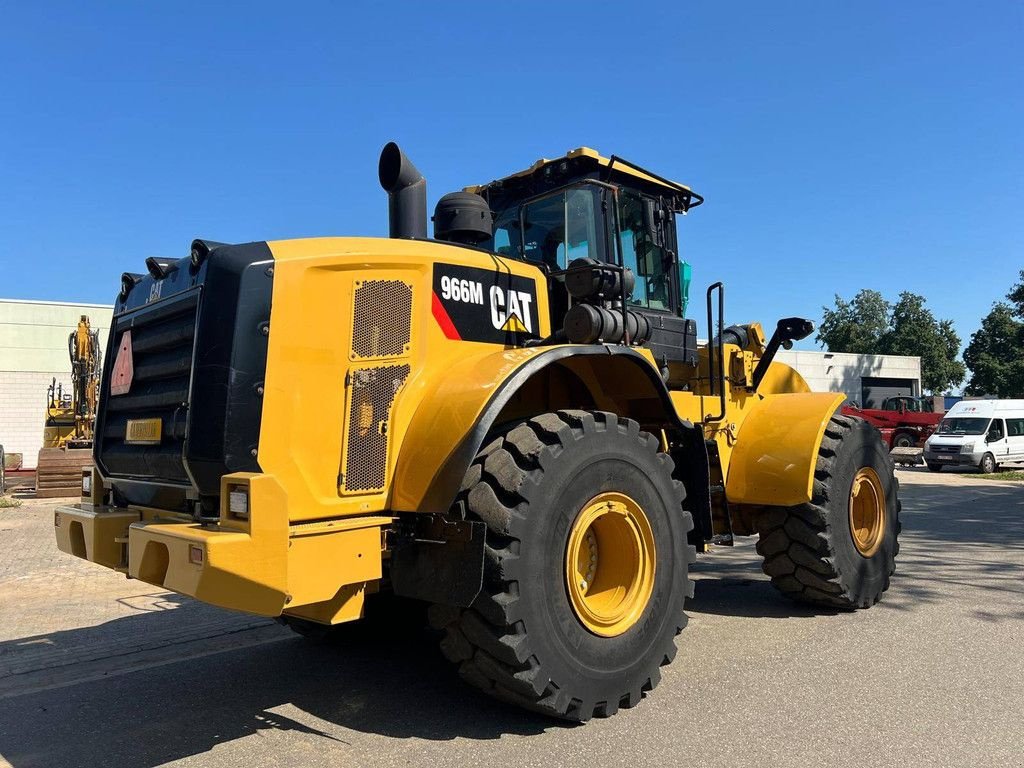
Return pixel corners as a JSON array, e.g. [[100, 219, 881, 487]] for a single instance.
[[0, 467, 1021, 768]]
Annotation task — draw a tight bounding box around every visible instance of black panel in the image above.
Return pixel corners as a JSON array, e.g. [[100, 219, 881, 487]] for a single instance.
[[186, 242, 274, 509], [640, 313, 698, 368], [95, 242, 274, 513]]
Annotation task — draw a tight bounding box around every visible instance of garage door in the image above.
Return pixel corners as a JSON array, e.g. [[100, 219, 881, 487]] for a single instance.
[[861, 377, 916, 409]]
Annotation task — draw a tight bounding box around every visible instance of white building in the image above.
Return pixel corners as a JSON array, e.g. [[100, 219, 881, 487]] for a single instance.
[[0, 299, 113, 469], [776, 349, 922, 407]]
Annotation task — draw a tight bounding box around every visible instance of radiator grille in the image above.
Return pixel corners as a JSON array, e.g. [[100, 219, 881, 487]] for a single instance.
[[342, 364, 410, 493], [351, 280, 413, 360], [98, 290, 198, 483]]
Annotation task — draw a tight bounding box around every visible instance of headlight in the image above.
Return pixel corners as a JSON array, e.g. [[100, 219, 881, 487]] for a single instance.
[[961, 444, 975, 454]]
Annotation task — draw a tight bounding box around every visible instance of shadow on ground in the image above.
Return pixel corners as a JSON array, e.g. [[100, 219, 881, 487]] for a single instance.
[[0, 613, 559, 767], [688, 470, 1024, 621]]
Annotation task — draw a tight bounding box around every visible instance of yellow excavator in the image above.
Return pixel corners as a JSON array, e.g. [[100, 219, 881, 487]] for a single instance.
[[55, 144, 900, 720], [37, 316, 100, 496]]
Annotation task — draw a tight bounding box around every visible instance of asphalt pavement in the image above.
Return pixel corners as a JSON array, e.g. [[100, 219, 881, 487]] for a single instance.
[[0, 467, 1021, 768]]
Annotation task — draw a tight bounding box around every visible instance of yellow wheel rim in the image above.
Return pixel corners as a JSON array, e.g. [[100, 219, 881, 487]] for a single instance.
[[849, 467, 886, 557], [565, 491, 656, 637]]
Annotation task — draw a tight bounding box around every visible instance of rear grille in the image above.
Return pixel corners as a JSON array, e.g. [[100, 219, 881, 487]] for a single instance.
[[97, 290, 199, 483], [341, 364, 410, 493], [351, 279, 413, 360]]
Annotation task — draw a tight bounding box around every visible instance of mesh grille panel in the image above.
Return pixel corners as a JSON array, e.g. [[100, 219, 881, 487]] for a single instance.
[[343, 364, 410, 492], [351, 280, 412, 359]]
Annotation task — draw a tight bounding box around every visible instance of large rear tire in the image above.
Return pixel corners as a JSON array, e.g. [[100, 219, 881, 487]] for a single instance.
[[756, 414, 900, 608], [430, 410, 695, 721]]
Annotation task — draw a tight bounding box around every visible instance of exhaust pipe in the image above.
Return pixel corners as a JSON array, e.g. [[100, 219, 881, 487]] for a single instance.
[[378, 142, 427, 239]]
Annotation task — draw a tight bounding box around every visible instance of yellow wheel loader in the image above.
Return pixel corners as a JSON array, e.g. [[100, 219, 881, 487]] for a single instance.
[[55, 143, 899, 721]]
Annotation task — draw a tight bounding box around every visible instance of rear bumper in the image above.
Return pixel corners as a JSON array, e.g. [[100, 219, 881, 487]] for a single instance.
[[54, 474, 391, 622]]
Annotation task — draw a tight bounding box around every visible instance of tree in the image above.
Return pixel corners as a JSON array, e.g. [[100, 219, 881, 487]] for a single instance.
[[816, 289, 890, 354], [1007, 269, 1024, 315], [817, 290, 965, 394], [963, 272, 1024, 397], [878, 292, 965, 393]]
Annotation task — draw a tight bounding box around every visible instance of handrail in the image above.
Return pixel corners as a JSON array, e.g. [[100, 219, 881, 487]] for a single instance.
[[705, 282, 726, 423]]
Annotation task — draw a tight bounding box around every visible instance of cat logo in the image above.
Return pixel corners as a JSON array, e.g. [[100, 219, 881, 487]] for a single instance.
[[148, 281, 163, 303], [490, 287, 533, 334], [432, 263, 540, 344]]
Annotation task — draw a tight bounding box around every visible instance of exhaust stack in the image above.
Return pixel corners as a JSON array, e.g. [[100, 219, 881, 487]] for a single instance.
[[378, 142, 427, 239]]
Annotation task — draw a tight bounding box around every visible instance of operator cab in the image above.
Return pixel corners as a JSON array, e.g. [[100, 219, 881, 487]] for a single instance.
[[465, 148, 704, 374]]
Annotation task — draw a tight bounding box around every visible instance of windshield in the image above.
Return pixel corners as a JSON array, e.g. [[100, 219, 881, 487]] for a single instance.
[[937, 417, 990, 436]]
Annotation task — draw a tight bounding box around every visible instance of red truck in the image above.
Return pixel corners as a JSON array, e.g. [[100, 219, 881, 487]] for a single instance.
[[841, 396, 943, 449]]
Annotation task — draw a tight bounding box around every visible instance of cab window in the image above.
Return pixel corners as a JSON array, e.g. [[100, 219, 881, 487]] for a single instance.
[[491, 209, 519, 257], [988, 419, 1005, 441], [617, 190, 669, 311], [519, 187, 602, 270]]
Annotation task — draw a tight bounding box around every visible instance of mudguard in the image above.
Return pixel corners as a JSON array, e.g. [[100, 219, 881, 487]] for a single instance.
[[725, 392, 846, 507], [390, 344, 690, 514]]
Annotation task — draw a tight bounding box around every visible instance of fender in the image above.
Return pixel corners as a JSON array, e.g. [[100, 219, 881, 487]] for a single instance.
[[391, 344, 694, 514], [726, 392, 847, 507]]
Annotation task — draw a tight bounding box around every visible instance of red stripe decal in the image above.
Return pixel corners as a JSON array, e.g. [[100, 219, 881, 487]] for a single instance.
[[432, 291, 461, 340]]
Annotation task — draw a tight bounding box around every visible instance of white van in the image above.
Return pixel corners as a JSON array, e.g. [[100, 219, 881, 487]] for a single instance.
[[923, 399, 1024, 473]]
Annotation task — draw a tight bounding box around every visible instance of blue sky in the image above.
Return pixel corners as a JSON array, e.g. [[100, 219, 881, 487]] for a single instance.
[[1, 2, 1021, 359]]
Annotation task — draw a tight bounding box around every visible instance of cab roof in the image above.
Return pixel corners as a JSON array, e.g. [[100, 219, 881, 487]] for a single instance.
[[465, 147, 703, 212]]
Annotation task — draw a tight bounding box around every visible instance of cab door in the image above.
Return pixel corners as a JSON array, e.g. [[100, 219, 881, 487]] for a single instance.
[[986, 419, 1009, 461]]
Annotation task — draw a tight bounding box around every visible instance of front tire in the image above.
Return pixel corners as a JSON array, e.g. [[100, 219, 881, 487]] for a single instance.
[[926, 462, 943, 473], [756, 414, 900, 609], [979, 453, 997, 474], [430, 410, 695, 721]]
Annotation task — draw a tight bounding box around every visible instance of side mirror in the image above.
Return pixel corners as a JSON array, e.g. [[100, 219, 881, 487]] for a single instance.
[[776, 317, 815, 343], [751, 317, 816, 392]]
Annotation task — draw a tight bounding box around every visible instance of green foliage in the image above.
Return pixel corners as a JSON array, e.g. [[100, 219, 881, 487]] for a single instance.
[[976, 471, 1024, 482], [817, 289, 890, 354], [881, 292, 966, 394], [0, 495, 21, 508], [1007, 269, 1024, 315], [963, 272, 1024, 397], [817, 289, 965, 394]]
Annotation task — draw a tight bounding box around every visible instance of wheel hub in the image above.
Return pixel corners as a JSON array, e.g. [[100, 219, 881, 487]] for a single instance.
[[849, 467, 886, 557], [565, 491, 656, 637]]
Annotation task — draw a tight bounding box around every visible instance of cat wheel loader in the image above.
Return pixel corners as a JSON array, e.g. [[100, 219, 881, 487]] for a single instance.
[[55, 143, 900, 721]]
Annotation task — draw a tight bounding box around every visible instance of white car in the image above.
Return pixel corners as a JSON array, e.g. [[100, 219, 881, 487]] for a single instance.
[[923, 399, 1024, 473]]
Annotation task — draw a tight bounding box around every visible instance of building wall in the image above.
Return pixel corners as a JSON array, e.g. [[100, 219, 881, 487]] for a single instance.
[[775, 349, 922, 405], [0, 300, 113, 469]]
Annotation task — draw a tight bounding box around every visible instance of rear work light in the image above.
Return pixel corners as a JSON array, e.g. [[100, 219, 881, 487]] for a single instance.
[[189, 545, 204, 565], [81, 471, 91, 497], [228, 486, 250, 520]]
